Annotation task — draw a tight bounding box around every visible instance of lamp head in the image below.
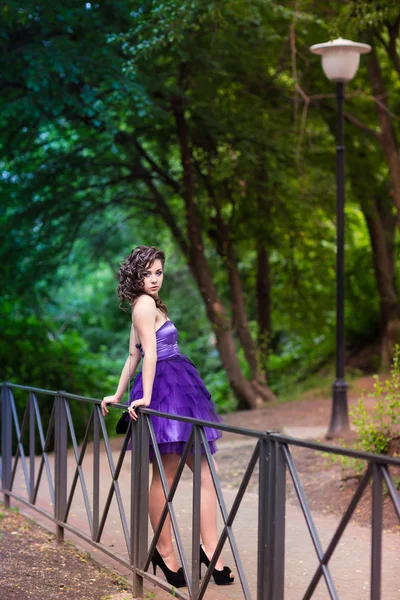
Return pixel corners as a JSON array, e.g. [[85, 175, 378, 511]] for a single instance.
[[310, 37, 371, 83]]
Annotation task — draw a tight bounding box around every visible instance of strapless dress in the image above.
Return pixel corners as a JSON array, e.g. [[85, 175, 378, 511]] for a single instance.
[[126, 320, 222, 458]]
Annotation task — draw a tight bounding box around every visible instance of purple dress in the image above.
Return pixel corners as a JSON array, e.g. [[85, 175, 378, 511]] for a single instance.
[[127, 320, 222, 457]]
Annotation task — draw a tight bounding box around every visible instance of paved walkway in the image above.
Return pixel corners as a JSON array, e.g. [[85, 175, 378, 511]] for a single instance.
[[7, 433, 400, 600]]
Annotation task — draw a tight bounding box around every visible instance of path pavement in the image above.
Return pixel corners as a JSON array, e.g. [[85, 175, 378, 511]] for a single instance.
[[6, 432, 400, 600]]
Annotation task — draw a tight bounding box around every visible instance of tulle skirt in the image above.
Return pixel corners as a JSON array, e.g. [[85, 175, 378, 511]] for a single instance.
[[126, 355, 222, 458]]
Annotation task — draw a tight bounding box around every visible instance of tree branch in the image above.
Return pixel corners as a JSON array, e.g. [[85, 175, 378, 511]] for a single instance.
[[386, 16, 400, 76], [141, 174, 188, 256], [343, 110, 381, 139], [134, 141, 181, 193]]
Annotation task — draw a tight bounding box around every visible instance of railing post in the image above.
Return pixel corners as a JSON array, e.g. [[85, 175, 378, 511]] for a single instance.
[[1, 383, 13, 508], [258, 437, 269, 599], [131, 412, 150, 596], [93, 405, 100, 541], [29, 392, 35, 504], [258, 433, 286, 600], [371, 463, 383, 600], [54, 392, 68, 543], [271, 438, 286, 599], [191, 425, 202, 599]]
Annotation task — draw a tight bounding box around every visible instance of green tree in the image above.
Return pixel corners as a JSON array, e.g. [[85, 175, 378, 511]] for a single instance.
[[2, 0, 399, 414]]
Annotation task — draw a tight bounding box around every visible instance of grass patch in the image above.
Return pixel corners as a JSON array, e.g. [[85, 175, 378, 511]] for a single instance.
[[275, 366, 363, 405]]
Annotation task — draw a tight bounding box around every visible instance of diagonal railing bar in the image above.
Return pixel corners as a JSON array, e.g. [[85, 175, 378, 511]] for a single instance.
[[32, 397, 55, 506], [197, 427, 253, 600], [301, 464, 373, 600], [96, 424, 132, 545], [145, 415, 194, 597], [381, 465, 400, 521], [96, 411, 131, 552], [63, 403, 94, 535], [9, 393, 30, 494], [144, 424, 195, 573], [283, 445, 338, 600]]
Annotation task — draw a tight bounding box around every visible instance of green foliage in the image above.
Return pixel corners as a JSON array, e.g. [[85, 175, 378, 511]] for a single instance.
[[0, 294, 119, 447], [1, 0, 400, 417], [328, 346, 400, 480], [351, 345, 400, 456], [333, 0, 400, 36], [0, 300, 97, 394]]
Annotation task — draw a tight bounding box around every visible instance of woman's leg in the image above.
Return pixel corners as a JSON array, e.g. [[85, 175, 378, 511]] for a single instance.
[[149, 453, 181, 571], [186, 455, 233, 576]]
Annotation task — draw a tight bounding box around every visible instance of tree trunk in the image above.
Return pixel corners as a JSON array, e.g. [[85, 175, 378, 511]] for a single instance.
[[346, 131, 400, 371], [256, 240, 271, 377], [362, 196, 400, 369], [172, 96, 266, 408], [367, 50, 400, 228], [215, 216, 276, 402], [193, 159, 275, 401]]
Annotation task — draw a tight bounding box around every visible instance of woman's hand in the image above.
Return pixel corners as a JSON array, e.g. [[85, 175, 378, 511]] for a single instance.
[[128, 398, 150, 421], [101, 394, 121, 417]]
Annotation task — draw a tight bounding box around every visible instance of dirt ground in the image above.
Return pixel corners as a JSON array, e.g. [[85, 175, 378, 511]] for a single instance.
[[0, 507, 130, 600]]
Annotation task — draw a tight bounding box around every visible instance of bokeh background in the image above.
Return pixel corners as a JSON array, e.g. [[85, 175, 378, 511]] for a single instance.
[[1, 1, 400, 434]]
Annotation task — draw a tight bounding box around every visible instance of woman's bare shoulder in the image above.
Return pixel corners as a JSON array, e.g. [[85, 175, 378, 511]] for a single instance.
[[132, 294, 157, 321]]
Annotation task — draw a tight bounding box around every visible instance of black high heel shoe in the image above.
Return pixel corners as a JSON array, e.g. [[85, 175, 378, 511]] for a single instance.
[[151, 548, 186, 588], [199, 545, 234, 585]]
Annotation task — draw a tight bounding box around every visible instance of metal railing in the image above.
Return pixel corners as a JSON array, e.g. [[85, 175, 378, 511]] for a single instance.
[[1, 381, 400, 600]]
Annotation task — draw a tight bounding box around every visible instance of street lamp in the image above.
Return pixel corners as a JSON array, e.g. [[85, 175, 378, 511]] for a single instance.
[[310, 38, 371, 438]]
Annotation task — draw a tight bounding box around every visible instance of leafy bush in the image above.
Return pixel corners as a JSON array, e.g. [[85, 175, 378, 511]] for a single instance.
[[327, 346, 400, 481], [351, 345, 400, 457]]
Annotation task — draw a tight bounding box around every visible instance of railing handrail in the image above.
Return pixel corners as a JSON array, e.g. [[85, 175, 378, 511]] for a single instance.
[[4, 381, 400, 466], [270, 432, 400, 466], [2, 381, 270, 438]]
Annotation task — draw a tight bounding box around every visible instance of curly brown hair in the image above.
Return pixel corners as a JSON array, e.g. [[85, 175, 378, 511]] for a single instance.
[[116, 246, 168, 315]]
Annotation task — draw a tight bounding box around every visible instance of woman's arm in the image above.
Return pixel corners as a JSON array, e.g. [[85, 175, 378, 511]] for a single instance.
[[114, 349, 141, 401], [133, 295, 158, 405], [101, 325, 141, 416]]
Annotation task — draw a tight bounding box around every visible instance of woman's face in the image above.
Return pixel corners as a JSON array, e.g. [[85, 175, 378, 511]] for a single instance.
[[142, 259, 164, 297]]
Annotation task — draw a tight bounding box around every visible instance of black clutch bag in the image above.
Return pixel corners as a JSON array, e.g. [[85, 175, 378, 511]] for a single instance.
[[116, 411, 130, 434]]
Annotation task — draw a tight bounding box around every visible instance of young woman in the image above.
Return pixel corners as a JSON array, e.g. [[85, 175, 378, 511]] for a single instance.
[[101, 245, 234, 588]]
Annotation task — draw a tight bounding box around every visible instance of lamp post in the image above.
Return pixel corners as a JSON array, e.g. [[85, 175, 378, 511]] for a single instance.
[[310, 38, 371, 438]]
